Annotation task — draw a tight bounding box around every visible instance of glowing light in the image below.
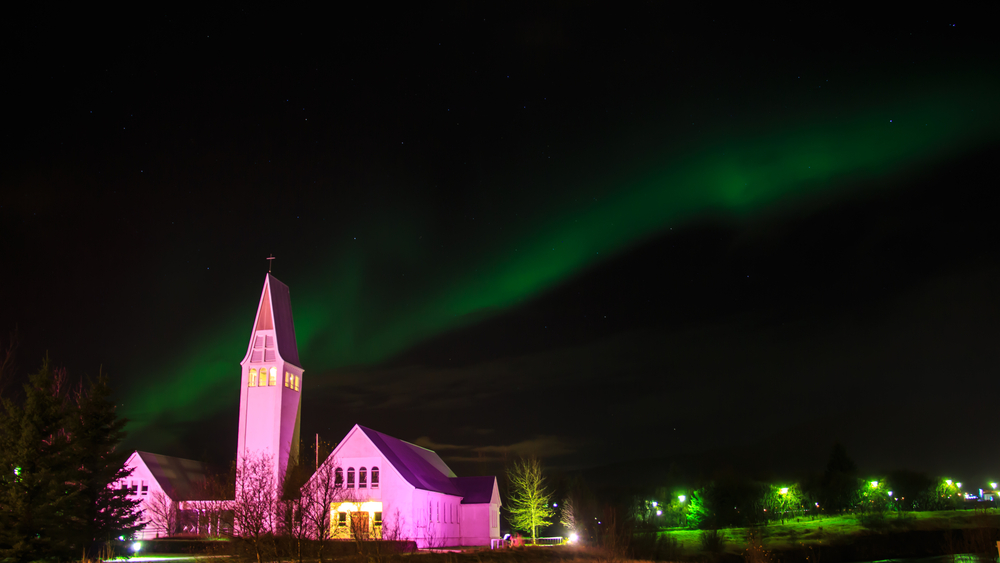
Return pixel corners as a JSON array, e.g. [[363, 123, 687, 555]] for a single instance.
[[888, 491, 893, 497], [132, 542, 143, 553], [553, 503, 558, 507], [870, 481, 879, 488], [656, 510, 662, 516], [651, 501, 657, 507], [991, 483, 997, 489], [569, 533, 579, 543], [678, 495, 686, 502], [946, 480, 953, 485], [957, 483, 962, 488], [779, 487, 789, 494]]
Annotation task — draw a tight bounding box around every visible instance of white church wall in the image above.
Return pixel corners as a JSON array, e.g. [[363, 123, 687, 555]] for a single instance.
[[122, 454, 167, 539], [459, 503, 491, 546]]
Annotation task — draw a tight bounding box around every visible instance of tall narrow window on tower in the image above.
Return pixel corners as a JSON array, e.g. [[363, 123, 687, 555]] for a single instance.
[[249, 368, 258, 387], [371, 466, 379, 489], [347, 467, 355, 488], [359, 467, 367, 488], [269, 367, 277, 386]]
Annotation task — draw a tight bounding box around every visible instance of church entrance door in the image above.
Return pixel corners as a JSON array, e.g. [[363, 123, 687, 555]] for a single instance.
[[351, 512, 369, 539]]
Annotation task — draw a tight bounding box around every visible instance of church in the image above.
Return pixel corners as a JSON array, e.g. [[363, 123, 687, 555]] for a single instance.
[[123, 273, 501, 547]]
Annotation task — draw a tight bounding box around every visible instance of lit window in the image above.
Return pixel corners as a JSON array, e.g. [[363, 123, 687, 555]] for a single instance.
[[285, 372, 289, 387], [269, 367, 277, 386], [335, 468, 343, 488], [249, 368, 258, 387], [294, 376, 300, 391], [359, 467, 367, 488], [347, 467, 355, 487], [371, 467, 379, 489]]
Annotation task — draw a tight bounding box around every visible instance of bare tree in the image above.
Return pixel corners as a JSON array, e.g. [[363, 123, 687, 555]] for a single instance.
[[298, 457, 349, 563], [357, 508, 406, 563], [233, 452, 278, 563], [506, 456, 554, 544], [278, 457, 314, 563], [144, 491, 177, 538], [187, 462, 235, 537]]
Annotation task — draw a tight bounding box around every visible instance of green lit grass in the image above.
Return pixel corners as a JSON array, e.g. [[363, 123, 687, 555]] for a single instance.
[[656, 510, 1000, 555]]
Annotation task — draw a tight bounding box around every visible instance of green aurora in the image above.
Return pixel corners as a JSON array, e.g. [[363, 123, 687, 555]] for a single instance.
[[121, 78, 999, 439]]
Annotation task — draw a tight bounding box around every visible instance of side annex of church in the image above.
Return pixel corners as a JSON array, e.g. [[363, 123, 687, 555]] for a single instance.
[[123, 273, 501, 547]]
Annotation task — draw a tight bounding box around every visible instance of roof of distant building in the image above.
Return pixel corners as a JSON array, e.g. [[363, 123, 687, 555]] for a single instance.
[[133, 451, 208, 501]]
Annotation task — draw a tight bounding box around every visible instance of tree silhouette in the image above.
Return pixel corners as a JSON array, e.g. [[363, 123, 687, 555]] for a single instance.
[[506, 456, 554, 543]]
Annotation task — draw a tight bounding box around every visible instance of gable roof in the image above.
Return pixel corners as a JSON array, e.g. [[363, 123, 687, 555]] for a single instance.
[[243, 274, 301, 368], [356, 426, 463, 496], [132, 451, 208, 501], [451, 476, 498, 504]]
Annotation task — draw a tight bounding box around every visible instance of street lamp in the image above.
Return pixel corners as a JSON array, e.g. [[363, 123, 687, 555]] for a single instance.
[[678, 495, 686, 503]]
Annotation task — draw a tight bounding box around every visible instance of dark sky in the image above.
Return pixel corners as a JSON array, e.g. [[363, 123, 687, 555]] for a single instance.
[[3, 7, 999, 487]]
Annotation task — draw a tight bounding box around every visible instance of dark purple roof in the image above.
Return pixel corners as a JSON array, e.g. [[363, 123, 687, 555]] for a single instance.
[[135, 451, 207, 501], [452, 476, 498, 504], [357, 426, 463, 496], [267, 274, 301, 367]]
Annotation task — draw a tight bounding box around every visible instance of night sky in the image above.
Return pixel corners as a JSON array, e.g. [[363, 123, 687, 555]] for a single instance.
[[3, 8, 999, 485]]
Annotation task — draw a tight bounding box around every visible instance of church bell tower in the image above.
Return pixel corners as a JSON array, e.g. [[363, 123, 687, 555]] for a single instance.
[[236, 273, 303, 485]]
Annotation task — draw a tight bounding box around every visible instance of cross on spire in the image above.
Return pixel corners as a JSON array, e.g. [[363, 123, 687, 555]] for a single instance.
[[266, 254, 276, 273]]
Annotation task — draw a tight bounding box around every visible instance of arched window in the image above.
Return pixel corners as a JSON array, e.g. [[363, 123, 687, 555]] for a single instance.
[[347, 467, 355, 487], [359, 467, 367, 488], [371, 467, 379, 489], [269, 366, 277, 386], [335, 468, 343, 488], [249, 368, 258, 387]]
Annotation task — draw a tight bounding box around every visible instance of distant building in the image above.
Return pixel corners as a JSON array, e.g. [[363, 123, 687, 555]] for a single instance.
[[122, 273, 500, 547]]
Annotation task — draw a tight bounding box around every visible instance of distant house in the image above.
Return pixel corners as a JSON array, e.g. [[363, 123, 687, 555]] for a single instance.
[[122, 273, 500, 547], [121, 451, 216, 538]]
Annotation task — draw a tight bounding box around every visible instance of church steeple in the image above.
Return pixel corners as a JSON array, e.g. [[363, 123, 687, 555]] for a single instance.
[[236, 273, 304, 485]]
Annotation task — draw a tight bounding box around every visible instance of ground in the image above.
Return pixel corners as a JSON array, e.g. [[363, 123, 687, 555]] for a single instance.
[[657, 509, 1000, 555]]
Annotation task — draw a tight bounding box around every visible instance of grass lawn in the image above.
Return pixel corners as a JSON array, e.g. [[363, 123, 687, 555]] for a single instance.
[[656, 509, 1000, 556]]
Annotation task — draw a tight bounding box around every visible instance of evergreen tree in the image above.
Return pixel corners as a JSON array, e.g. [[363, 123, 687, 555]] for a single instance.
[[0, 358, 141, 562], [70, 373, 143, 554], [820, 442, 859, 513], [506, 456, 554, 543], [0, 358, 82, 562]]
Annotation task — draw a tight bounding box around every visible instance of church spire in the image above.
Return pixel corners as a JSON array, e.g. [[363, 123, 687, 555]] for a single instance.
[[237, 272, 304, 486]]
